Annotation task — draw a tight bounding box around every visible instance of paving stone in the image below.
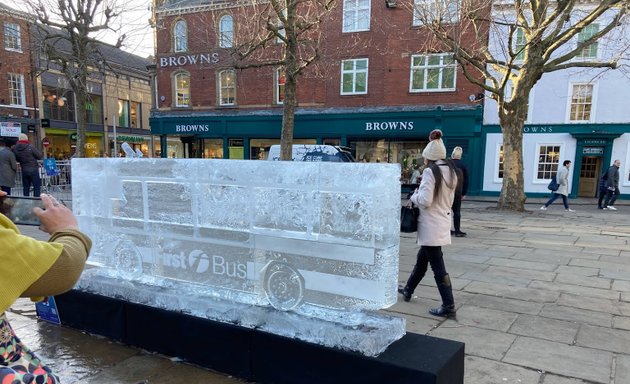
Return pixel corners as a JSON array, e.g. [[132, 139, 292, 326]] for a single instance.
[[612, 315, 630, 331], [601, 255, 630, 265], [464, 294, 543, 315], [487, 265, 557, 282], [448, 252, 492, 264], [451, 305, 518, 332], [600, 269, 630, 281], [554, 273, 611, 289], [460, 270, 532, 287], [556, 293, 621, 315], [529, 280, 620, 300], [612, 279, 630, 291], [487, 257, 559, 272], [429, 324, 516, 360], [465, 281, 560, 303], [554, 265, 600, 277], [577, 324, 630, 354], [542, 374, 590, 383], [464, 356, 541, 384], [614, 354, 630, 384], [81, 354, 243, 384], [508, 314, 579, 344], [503, 337, 613, 383], [540, 304, 612, 327], [513, 251, 572, 265]]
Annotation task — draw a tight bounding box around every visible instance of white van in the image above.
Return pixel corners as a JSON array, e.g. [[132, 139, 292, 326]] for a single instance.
[[267, 144, 355, 162]]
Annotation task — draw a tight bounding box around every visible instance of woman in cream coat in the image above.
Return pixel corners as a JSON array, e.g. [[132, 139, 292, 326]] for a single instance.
[[398, 130, 458, 317]]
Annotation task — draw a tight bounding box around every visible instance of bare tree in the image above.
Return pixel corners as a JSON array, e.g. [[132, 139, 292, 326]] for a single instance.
[[27, 0, 125, 157], [412, 0, 630, 210], [225, 0, 336, 160]]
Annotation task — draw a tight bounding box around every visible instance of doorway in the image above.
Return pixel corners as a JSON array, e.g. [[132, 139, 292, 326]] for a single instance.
[[578, 156, 602, 197]]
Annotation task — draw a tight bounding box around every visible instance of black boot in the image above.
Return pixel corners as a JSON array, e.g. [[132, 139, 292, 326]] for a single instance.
[[430, 274, 456, 317], [398, 286, 412, 302], [429, 305, 456, 317], [454, 215, 466, 237]]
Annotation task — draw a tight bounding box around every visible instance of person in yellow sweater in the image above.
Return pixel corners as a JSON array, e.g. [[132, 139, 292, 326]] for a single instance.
[[0, 192, 91, 383]]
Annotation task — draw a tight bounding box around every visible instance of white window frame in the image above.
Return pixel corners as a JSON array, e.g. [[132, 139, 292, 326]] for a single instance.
[[174, 72, 191, 107], [342, 0, 371, 33], [4, 22, 21, 52], [8, 73, 25, 106], [493, 143, 504, 183], [412, 0, 460, 26], [576, 24, 599, 59], [566, 83, 596, 123], [340, 58, 369, 95], [624, 142, 630, 187], [514, 28, 526, 61], [409, 53, 456, 92], [174, 20, 188, 52], [219, 15, 234, 48], [219, 69, 236, 106], [275, 67, 285, 104], [534, 143, 563, 183]]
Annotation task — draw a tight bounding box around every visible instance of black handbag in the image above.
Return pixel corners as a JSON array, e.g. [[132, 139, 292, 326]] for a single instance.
[[547, 175, 559, 191], [400, 204, 419, 233]]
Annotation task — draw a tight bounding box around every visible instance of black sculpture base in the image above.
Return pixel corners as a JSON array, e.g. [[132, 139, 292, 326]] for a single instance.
[[54, 290, 464, 384]]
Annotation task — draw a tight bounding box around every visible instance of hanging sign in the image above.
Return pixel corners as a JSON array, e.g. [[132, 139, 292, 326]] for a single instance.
[[0, 122, 21, 137]]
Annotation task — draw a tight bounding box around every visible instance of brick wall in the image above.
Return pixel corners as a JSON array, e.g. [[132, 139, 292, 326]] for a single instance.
[[0, 13, 34, 118], [154, 0, 485, 111]]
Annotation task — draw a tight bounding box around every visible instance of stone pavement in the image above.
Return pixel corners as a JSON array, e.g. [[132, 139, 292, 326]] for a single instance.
[[7, 196, 630, 383]]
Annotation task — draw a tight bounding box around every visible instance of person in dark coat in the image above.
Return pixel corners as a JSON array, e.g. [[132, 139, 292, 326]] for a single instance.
[[12, 133, 43, 197], [450, 146, 468, 237], [602, 160, 621, 210], [0, 139, 17, 195]]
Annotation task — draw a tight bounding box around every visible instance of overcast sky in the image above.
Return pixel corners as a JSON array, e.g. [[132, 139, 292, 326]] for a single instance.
[[0, 0, 154, 58]]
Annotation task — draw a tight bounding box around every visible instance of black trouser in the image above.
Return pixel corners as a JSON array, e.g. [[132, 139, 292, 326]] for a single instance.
[[604, 187, 620, 207], [21, 169, 41, 197], [452, 193, 462, 232], [0, 186, 10, 195], [404, 246, 454, 308], [598, 187, 607, 208]]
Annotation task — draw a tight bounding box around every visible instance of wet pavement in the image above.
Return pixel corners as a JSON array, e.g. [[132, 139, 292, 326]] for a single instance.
[[8, 196, 630, 383]]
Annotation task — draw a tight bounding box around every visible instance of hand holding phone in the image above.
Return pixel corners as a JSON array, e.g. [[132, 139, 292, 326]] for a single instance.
[[0, 196, 44, 226], [34, 194, 78, 234]]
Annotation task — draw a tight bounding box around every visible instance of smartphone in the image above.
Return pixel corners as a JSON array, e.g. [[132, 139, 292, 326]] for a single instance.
[[0, 196, 44, 226]]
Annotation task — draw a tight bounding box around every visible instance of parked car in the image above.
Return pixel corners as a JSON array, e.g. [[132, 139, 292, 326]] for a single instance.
[[267, 144, 355, 162]]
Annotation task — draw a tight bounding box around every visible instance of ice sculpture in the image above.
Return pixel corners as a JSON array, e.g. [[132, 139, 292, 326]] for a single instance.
[[72, 158, 405, 355]]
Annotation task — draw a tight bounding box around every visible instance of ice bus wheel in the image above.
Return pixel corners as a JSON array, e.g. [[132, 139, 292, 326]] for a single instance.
[[263, 263, 305, 311], [113, 239, 143, 278]]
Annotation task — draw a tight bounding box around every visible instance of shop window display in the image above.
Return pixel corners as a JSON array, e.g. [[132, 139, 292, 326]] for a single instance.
[[350, 139, 425, 182]]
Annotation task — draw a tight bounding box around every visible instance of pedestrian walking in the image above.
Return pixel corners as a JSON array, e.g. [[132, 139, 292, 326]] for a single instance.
[[602, 159, 621, 210], [0, 192, 92, 383], [450, 146, 468, 237], [398, 129, 458, 317], [0, 139, 17, 195], [409, 164, 422, 184], [541, 160, 575, 212], [12, 134, 43, 197]]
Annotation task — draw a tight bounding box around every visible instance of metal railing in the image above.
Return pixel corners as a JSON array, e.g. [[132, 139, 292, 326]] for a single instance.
[[12, 160, 72, 202]]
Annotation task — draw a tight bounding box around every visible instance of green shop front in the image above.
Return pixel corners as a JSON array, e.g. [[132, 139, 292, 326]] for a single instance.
[[481, 123, 628, 199], [150, 106, 484, 194]]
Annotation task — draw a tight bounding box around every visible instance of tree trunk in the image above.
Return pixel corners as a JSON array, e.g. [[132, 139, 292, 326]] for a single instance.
[[74, 84, 88, 158], [280, 70, 296, 161], [497, 102, 527, 211]]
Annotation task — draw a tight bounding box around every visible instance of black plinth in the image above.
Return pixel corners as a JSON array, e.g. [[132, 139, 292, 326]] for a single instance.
[[55, 290, 464, 384]]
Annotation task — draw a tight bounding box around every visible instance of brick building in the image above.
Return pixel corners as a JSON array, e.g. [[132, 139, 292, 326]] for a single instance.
[[151, 0, 485, 190], [0, 4, 36, 144]]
